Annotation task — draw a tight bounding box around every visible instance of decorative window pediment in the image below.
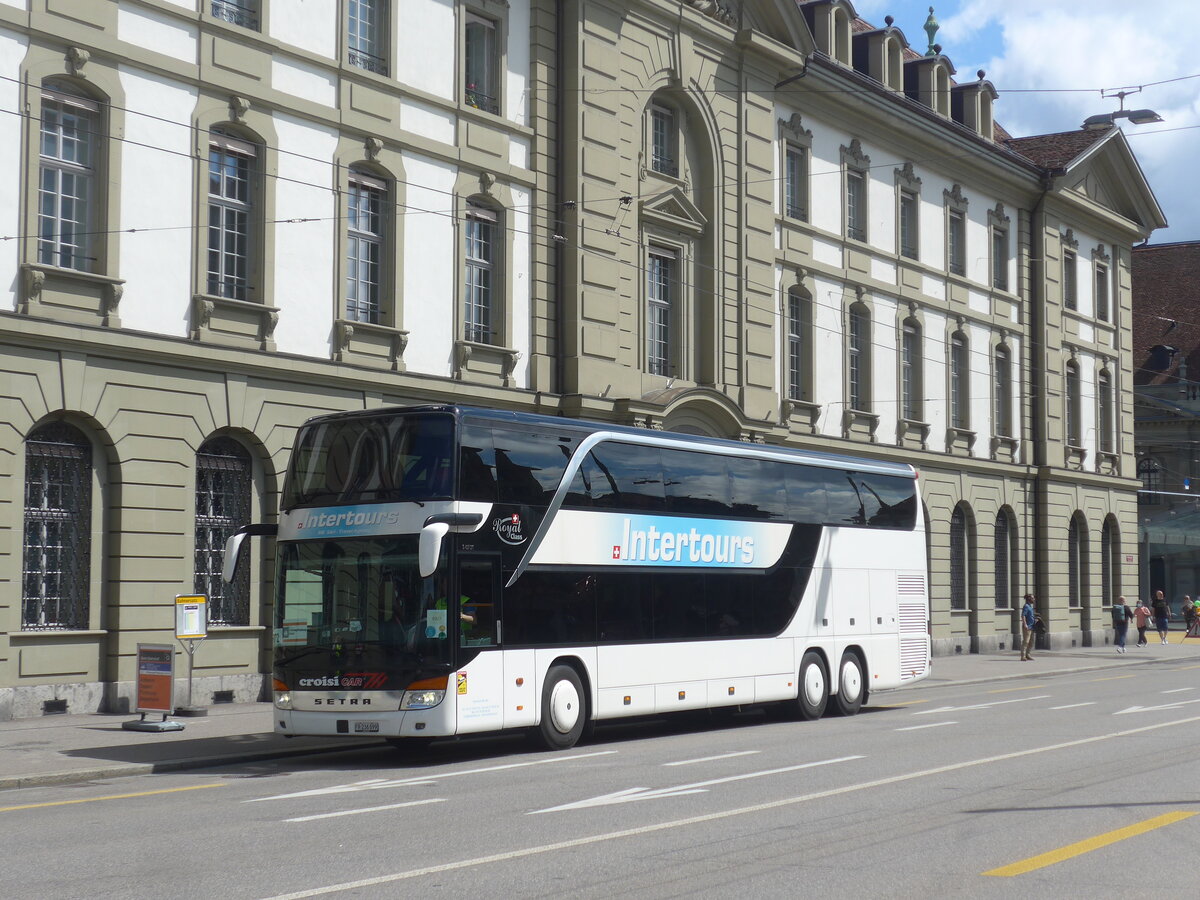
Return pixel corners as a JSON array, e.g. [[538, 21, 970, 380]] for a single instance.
[[641, 186, 707, 236]]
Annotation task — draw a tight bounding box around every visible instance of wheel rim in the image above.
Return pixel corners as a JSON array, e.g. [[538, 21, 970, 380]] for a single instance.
[[803, 662, 825, 708], [548, 678, 580, 734], [840, 658, 862, 703]]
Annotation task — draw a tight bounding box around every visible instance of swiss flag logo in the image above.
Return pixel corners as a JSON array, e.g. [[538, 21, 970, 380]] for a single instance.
[[612, 546, 621, 559]]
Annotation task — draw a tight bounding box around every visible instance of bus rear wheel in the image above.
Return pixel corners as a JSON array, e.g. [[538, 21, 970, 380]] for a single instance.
[[796, 651, 828, 720], [833, 652, 865, 716], [537, 665, 586, 750]]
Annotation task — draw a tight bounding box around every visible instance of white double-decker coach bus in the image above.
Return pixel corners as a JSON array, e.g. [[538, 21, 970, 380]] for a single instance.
[[224, 404, 930, 751]]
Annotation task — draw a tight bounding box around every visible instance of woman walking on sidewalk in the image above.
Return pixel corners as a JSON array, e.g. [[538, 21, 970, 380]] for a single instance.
[[1134, 600, 1152, 647]]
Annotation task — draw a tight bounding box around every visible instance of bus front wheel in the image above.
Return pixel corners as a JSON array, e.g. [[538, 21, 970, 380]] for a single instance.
[[797, 651, 828, 720], [538, 665, 586, 750], [833, 652, 865, 716]]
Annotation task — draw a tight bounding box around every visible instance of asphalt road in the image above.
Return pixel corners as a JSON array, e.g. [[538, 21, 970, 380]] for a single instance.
[[4, 660, 1199, 899]]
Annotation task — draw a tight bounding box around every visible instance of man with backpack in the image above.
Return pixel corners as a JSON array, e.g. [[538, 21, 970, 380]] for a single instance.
[[1111, 596, 1133, 653]]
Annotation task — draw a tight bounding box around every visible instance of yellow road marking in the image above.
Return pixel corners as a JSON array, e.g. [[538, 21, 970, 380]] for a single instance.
[[987, 685, 1045, 693], [1089, 675, 1136, 682], [0, 783, 222, 813], [876, 699, 928, 708], [1180, 664, 1200, 670], [983, 811, 1197, 877]]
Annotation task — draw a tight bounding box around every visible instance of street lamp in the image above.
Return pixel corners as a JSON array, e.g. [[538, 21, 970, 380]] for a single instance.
[[1083, 87, 1164, 130]]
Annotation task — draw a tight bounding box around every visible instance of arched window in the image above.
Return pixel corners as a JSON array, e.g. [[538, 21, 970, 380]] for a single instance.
[[950, 503, 974, 611], [901, 318, 922, 421], [1068, 512, 1088, 609], [195, 437, 252, 625], [23, 422, 92, 630], [1101, 516, 1120, 605], [994, 508, 1017, 609]]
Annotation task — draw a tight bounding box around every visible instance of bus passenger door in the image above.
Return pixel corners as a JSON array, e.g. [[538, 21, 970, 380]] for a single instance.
[[455, 554, 505, 733]]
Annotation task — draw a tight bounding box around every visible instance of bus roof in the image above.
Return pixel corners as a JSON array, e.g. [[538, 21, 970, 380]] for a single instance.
[[298, 404, 917, 479]]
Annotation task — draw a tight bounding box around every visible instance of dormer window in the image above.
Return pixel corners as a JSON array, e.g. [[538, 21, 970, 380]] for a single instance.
[[832, 6, 851, 64], [804, 1, 855, 66], [906, 57, 954, 117]]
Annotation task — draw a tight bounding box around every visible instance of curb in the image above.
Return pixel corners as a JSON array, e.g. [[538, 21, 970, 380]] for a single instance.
[[0, 739, 386, 793], [918, 651, 1177, 690]]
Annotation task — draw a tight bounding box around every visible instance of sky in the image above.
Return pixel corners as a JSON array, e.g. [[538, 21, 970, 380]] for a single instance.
[[852, 0, 1200, 244]]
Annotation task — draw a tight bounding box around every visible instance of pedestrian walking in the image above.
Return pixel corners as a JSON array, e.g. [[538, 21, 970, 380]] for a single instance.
[[1111, 596, 1132, 653], [1153, 590, 1171, 644], [1134, 599, 1151, 647], [1020, 593, 1037, 661], [1183, 595, 1198, 638]]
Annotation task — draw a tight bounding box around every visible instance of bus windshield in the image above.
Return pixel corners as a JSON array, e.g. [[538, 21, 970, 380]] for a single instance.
[[283, 412, 454, 508], [274, 537, 451, 668]]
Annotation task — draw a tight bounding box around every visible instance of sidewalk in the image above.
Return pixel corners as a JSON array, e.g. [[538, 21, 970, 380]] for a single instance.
[[3, 633, 1199, 793]]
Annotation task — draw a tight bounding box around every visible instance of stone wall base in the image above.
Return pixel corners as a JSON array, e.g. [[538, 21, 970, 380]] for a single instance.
[[0, 673, 268, 721]]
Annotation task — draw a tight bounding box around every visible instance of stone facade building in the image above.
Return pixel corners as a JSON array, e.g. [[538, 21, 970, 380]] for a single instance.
[[0, 0, 1164, 718]]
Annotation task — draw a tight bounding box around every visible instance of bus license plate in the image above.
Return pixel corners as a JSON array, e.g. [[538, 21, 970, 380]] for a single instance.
[[353, 721, 380, 733]]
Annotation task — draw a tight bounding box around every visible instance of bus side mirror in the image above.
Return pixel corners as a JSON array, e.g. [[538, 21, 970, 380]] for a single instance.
[[223, 532, 248, 584], [419, 522, 450, 577]]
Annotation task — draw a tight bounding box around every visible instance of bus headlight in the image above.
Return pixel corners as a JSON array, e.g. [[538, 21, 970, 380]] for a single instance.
[[274, 690, 293, 710], [401, 689, 445, 709], [401, 675, 449, 709]]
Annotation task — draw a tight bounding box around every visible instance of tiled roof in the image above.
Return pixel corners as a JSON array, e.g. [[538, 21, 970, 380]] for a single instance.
[[1132, 243, 1200, 386], [1003, 128, 1110, 169]]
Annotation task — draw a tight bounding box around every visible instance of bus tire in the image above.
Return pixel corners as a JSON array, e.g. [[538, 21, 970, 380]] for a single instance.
[[797, 651, 828, 720], [833, 652, 865, 717], [538, 665, 586, 750]]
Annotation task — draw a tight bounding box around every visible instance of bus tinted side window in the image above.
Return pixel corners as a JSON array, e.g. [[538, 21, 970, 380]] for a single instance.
[[860, 473, 918, 529], [785, 464, 829, 524], [826, 471, 867, 526], [493, 428, 573, 506], [459, 423, 497, 501], [728, 456, 787, 519], [662, 449, 731, 515], [587, 443, 665, 511]]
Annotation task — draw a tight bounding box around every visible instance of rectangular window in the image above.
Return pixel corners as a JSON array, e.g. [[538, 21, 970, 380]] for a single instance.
[[1099, 371, 1113, 453], [647, 249, 674, 375], [348, 0, 387, 75], [651, 106, 677, 177], [901, 323, 920, 420], [848, 308, 868, 411], [787, 292, 804, 401], [346, 172, 385, 324], [992, 227, 1008, 290], [1095, 262, 1109, 322], [464, 13, 499, 114], [948, 209, 965, 276], [211, 0, 259, 30], [38, 91, 97, 272], [994, 346, 1012, 437], [846, 170, 866, 242], [464, 203, 496, 344], [950, 335, 969, 429], [899, 190, 918, 259], [1066, 364, 1081, 446], [1063, 249, 1077, 310], [207, 133, 255, 300], [785, 145, 807, 220]]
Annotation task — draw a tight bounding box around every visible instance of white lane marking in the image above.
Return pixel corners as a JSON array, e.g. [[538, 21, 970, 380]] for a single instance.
[[249, 750, 618, 802], [895, 721, 957, 731], [256, 714, 1200, 900], [285, 798, 445, 823], [1162, 688, 1193, 694], [531, 756, 862, 813], [913, 695, 1050, 716], [1115, 698, 1200, 715], [663, 751, 759, 767], [1048, 702, 1096, 710]]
